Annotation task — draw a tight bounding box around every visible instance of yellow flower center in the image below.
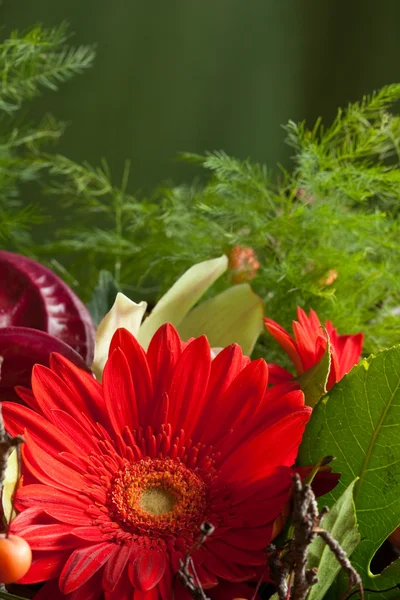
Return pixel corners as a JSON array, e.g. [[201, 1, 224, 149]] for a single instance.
[[139, 487, 176, 515], [108, 457, 207, 538]]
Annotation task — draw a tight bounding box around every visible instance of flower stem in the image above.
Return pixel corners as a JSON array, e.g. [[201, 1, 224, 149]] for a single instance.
[[0, 589, 30, 600]]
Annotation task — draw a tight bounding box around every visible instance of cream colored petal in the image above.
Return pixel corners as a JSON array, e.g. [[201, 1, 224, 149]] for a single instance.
[[137, 255, 228, 350], [210, 347, 224, 359], [92, 293, 147, 379], [2, 449, 18, 523], [177, 283, 264, 356]]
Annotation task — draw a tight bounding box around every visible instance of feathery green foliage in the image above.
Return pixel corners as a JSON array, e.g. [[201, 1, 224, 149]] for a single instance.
[[1, 21, 400, 363], [31, 87, 400, 361], [0, 23, 95, 112], [286, 84, 400, 213], [0, 24, 95, 251]]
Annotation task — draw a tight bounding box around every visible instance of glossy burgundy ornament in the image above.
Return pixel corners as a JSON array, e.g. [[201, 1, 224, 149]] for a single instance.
[[0, 327, 90, 401], [0, 251, 95, 400], [0, 251, 95, 361]]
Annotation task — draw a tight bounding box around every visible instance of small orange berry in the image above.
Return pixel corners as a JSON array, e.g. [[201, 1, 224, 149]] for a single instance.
[[0, 534, 32, 583]]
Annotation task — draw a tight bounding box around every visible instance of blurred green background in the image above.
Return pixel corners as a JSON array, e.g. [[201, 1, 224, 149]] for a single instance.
[[2, 0, 400, 191]]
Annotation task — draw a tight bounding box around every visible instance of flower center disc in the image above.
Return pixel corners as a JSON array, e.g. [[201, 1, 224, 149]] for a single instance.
[[108, 457, 207, 538], [139, 487, 175, 515]]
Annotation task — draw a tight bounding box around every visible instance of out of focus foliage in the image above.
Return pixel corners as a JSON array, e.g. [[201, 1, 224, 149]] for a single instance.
[[2, 24, 400, 361]]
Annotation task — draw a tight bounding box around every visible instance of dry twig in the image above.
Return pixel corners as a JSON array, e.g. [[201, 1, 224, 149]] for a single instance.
[[176, 522, 215, 600], [267, 474, 364, 600]]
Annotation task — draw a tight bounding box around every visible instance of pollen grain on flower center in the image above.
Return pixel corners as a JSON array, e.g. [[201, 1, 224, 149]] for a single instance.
[[107, 457, 208, 538]]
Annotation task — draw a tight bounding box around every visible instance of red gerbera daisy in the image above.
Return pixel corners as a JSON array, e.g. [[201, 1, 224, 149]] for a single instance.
[[4, 324, 311, 600], [264, 308, 364, 390]]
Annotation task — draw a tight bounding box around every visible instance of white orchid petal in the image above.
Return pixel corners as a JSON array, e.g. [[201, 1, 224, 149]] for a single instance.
[[177, 283, 264, 356], [2, 449, 18, 523], [92, 293, 147, 379], [210, 347, 224, 359], [137, 255, 228, 350]]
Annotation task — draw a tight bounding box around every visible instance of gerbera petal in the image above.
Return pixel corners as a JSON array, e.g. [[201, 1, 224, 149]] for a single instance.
[[192, 563, 218, 589], [18, 495, 89, 529], [147, 323, 183, 406], [334, 333, 363, 379], [219, 388, 304, 457], [292, 321, 322, 370], [221, 409, 311, 483], [192, 344, 245, 439], [103, 543, 131, 592], [32, 580, 65, 599], [105, 567, 133, 600], [15, 483, 87, 512], [208, 581, 258, 600], [264, 317, 303, 373], [307, 308, 322, 330], [59, 542, 113, 594], [49, 353, 105, 420], [130, 550, 167, 591], [167, 336, 211, 436], [23, 431, 85, 492], [202, 358, 268, 446], [202, 548, 255, 582], [18, 550, 70, 584], [72, 527, 108, 541], [49, 409, 99, 455], [10, 506, 52, 532], [17, 523, 79, 550], [172, 579, 195, 600], [31, 364, 92, 427], [296, 307, 321, 336], [235, 493, 291, 527], [230, 466, 291, 507], [253, 389, 305, 434], [218, 525, 274, 551], [2, 402, 87, 459], [67, 569, 104, 600], [14, 385, 43, 413], [103, 347, 139, 436], [43, 506, 93, 526], [208, 540, 265, 566], [109, 328, 153, 424], [158, 568, 174, 600], [134, 587, 159, 600], [266, 363, 294, 384], [295, 466, 341, 497]]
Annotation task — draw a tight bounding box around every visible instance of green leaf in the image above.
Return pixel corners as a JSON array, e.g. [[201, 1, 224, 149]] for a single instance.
[[87, 270, 120, 326], [298, 347, 400, 598], [137, 255, 228, 350], [296, 332, 331, 407], [307, 479, 360, 600]]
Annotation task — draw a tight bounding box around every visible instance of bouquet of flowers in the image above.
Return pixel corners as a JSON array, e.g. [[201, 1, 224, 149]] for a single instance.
[[0, 248, 399, 600], [0, 20, 400, 600]]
